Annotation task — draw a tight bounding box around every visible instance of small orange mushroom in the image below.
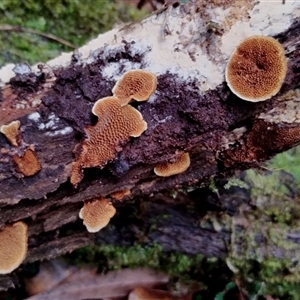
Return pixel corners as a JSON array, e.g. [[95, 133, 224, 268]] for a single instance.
[[0, 221, 28, 274], [110, 189, 131, 201], [70, 97, 147, 186], [225, 35, 287, 102], [154, 152, 190, 177], [79, 197, 116, 233], [13, 148, 41, 176], [112, 70, 157, 106], [0, 120, 21, 147]]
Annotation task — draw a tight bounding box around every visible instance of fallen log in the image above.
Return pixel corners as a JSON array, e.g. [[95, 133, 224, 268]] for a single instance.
[[1, 0, 300, 291]]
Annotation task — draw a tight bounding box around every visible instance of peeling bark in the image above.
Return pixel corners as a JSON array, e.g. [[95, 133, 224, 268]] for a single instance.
[[1, 0, 300, 291]]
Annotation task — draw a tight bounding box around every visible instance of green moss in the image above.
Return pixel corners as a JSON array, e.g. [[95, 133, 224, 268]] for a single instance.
[[227, 257, 300, 299], [223, 167, 300, 299], [66, 243, 198, 273], [0, 0, 148, 65], [65, 243, 230, 293], [268, 146, 300, 183]]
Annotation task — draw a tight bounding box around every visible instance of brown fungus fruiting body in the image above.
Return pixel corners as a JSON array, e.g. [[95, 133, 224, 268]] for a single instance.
[[79, 197, 116, 233], [0, 221, 28, 274], [0, 120, 21, 147], [154, 152, 190, 177], [112, 70, 157, 106], [110, 189, 131, 201], [13, 148, 41, 176], [225, 35, 287, 102], [70, 96, 147, 186]]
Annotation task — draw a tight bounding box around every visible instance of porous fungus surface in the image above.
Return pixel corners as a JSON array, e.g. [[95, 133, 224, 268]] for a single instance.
[[0, 221, 28, 274], [70, 96, 147, 186], [112, 70, 157, 106], [225, 35, 287, 102], [222, 120, 300, 168], [13, 148, 41, 176], [0, 120, 21, 147], [79, 197, 116, 233], [154, 152, 190, 177]]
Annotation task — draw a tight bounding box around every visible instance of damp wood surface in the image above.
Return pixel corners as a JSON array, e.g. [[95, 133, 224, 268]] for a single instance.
[[0, 0, 300, 291]]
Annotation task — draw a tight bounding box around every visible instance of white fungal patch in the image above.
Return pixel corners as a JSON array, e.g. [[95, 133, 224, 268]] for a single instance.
[[258, 89, 300, 124], [44, 113, 59, 129], [13, 63, 31, 75], [0, 63, 15, 85], [28, 112, 41, 122], [101, 59, 143, 80], [27, 112, 73, 136], [44, 126, 73, 137], [221, 1, 300, 57], [1, 0, 299, 91], [54, 0, 300, 93], [147, 93, 158, 104], [221, 127, 247, 150], [101, 63, 120, 79]]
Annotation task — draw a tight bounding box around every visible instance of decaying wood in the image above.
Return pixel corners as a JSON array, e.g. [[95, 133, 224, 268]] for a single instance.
[[0, 0, 300, 291]]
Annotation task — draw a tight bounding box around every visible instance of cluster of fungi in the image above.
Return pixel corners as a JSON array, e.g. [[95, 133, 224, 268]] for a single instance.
[[0, 119, 40, 274], [0, 120, 41, 177], [70, 69, 157, 187], [0, 34, 288, 274], [70, 69, 193, 233]]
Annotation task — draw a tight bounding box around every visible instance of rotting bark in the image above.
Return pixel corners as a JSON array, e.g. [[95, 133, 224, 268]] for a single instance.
[[0, 0, 300, 291]]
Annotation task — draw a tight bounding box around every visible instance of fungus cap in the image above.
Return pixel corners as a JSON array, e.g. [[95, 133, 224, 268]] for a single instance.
[[225, 35, 287, 102], [0, 120, 21, 147], [110, 189, 131, 201], [79, 198, 116, 233], [112, 70, 157, 106], [0, 222, 28, 274], [13, 148, 41, 176], [91, 96, 147, 137], [154, 152, 190, 177], [70, 97, 147, 186]]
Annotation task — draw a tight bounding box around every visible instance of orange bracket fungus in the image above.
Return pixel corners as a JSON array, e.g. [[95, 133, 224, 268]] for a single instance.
[[70, 96, 147, 186], [110, 189, 131, 201], [13, 148, 42, 177], [154, 152, 190, 177], [112, 70, 157, 106], [0, 222, 28, 274], [225, 35, 287, 102], [79, 197, 116, 233], [0, 120, 21, 147]]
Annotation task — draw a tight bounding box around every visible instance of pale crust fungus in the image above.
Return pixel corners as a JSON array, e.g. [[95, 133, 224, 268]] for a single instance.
[[0, 221, 28, 274], [112, 70, 157, 106], [0, 120, 21, 147], [79, 197, 116, 233], [110, 189, 131, 201], [154, 152, 190, 177], [70, 96, 147, 186], [13, 148, 42, 176], [225, 35, 287, 102]]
